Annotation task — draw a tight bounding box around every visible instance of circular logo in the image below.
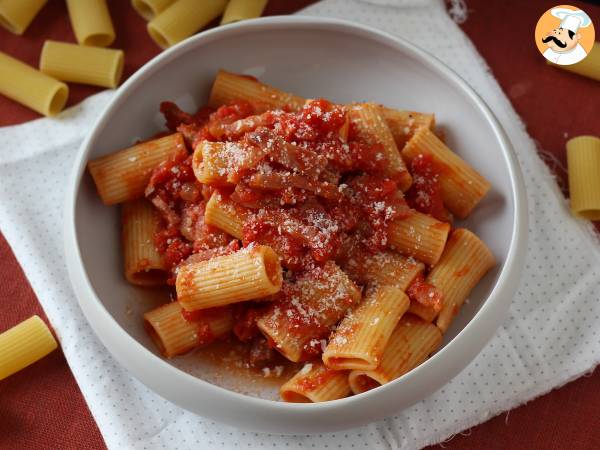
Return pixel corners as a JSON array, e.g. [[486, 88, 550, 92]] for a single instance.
[[535, 4, 595, 65]]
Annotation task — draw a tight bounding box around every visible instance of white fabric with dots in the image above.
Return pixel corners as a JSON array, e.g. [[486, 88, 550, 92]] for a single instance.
[[0, 1, 599, 449]]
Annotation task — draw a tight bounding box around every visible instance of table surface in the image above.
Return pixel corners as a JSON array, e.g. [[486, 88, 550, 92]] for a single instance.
[[1, 0, 599, 449]]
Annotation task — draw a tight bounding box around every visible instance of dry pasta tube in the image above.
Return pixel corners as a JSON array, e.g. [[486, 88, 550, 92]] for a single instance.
[[566, 135, 600, 220], [387, 210, 450, 266], [0, 316, 58, 381], [87, 133, 185, 205], [144, 302, 233, 357], [205, 191, 250, 239], [0, 51, 68, 116], [65, 0, 115, 47], [348, 103, 412, 191], [176, 245, 282, 311], [323, 286, 410, 371], [131, 0, 175, 21], [147, 0, 227, 49], [341, 249, 424, 291], [432, 229, 495, 333], [122, 199, 167, 286], [280, 362, 350, 402], [40, 40, 124, 89], [402, 127, 491, 218], [348, 315, 441, 394], [0, 0, 47, 35], [547, 43, 600, 82], [221, 0, 268, 25], [380, 106, 435, 150], [208, 70, 305, 112]]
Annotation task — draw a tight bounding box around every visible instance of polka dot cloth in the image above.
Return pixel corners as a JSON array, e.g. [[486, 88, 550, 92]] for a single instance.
[[0, 1, 599, 449]]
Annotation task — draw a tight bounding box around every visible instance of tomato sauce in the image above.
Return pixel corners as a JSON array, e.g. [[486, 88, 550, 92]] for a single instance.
[[405, 153, 451, 222]]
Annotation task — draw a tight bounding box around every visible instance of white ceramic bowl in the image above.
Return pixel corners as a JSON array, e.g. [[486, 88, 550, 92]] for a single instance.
[[65, 16, 527, 434]]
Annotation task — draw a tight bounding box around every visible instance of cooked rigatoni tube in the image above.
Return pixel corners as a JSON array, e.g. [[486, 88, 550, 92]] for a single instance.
[[280, 362, 350, 403], [323, 286, 410, 371], [566, 136, 600, 220], [433, 229, 495, 333], [341, 249, 424, 291], [192, 141, 237, 186], [348, 315, 442, 394], [147, 0, 227, 49], [205, 191, 250, 239], [176, 245, 282, 311], [144, 302, 233, 358], [380, 106, 435, 150], [387, 210, 450, 266], [402, 128, 491, 218], [65, 0, 115, 47], [87, 132, 185, 205], [208, 70, 305, 112], [221, 0, 268, 25], [131, 0, 175, 20], [348, 103, 412, 191], [0, 51, 68, 116], [122, 199, 167, 286], [40, 40, 124, 89], [0, 0, 47, 35], [257, 262, 361, 362], [0, 316, 57, 381]]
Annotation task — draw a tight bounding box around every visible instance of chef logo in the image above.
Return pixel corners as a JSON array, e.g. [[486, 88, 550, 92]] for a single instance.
[[535, 5, 595, 65]]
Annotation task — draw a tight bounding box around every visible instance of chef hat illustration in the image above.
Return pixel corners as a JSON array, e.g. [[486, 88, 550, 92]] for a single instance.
[[551, 8, 592, 33]]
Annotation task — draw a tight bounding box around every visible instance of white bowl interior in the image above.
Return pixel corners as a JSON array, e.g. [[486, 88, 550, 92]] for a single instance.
[[74, 21, 514, 402]]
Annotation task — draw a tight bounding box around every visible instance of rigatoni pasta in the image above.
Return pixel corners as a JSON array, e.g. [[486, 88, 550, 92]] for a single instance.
[[122, 199, 167, 286], [221, 0, 268, 25], [0, 316, 57, 381], [40, 40, 124, 89], [144, 301, 233, 357], [89, 70, 496, 402], [348, 315, 442, 394], [566, 135, 600, 220], [280, 362, 350, 403], [0, 0, 47, 35], [176, 245, 282, 311], [131, 0, 175, 21], [323, 286, 410, 371], [432, 229, 495, 333], [147, 0, 228, 49], [0, 51, 68, 116], [88, 132, 185, 205], [65, 0, 115, 47], [402, 127, 491, 218]]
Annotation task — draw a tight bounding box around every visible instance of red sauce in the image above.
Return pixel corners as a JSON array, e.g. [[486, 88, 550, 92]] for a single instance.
[[406, 153, 451, 222], [297, 367, 338, 392], [407, 273, 443, 312]]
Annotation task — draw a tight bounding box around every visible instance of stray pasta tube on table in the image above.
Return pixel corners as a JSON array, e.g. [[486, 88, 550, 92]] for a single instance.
[[147, 0, 227, 49], [348, 315, 442, 394], [323, 286, 410, 371], [221, 0, 268, 25], [0, 51, 68, 116], [88, 132, 186, 205], [131, 0, 175, 21], [40, 40, 124, 89], [547, 42, 600, 82], [566, 135, 600, 220], [122, 199, 167, 286], [280, 362, 351, 403], [0, 316, 57, 381], [176, 244, 282, 311], [0, 0, 47, 35], [144, 302, 233, 358], [65, 0, 115, 47]]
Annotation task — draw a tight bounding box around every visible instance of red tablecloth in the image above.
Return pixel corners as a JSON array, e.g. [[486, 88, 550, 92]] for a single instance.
[[1, 1, 599, 449]]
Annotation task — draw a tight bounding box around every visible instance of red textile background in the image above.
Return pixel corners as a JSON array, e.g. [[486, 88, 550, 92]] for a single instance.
[[0, 1, 599, 449]]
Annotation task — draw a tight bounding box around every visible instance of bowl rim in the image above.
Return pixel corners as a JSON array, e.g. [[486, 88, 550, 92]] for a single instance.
[[64, 15, 527, 426]]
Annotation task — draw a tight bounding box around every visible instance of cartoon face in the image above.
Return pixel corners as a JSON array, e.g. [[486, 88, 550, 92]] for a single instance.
[[542, 27, 581, 52]]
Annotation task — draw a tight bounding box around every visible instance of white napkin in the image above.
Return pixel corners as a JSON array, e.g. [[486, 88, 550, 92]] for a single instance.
[[1, 1, 599, 449]]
